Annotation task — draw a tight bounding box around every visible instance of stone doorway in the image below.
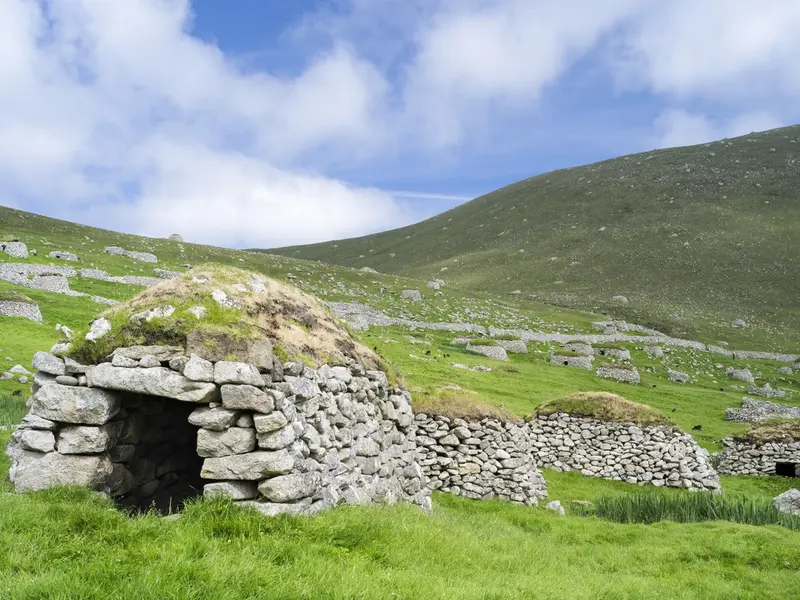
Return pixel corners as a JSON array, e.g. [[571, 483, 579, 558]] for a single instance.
[[112, 394, 204, 514], [775, 462, 799, 478]]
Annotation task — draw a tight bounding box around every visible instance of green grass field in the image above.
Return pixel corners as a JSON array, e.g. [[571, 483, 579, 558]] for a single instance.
[[271, 125, 800, 353]]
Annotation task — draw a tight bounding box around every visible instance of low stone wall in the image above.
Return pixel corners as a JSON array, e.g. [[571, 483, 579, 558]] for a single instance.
[[725, 397, 800, 422], [0, 300, 42, 322], [528, 413, 720, 491], [717, 438, 800, 476], [7, 348, 430, 516], [595, 365, 640, 384], [415, 413, 547, 505], [551, 355, 593, 370]]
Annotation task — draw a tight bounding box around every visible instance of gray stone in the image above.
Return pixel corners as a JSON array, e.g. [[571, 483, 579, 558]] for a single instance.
[[497, 339, 527, 354], [253, 411, 288, 434], [31, 384, 120, 425], [238, 500, 309, 517], [138, 355, 161, 368], [87, 364, 218, 403], [63, 357, 87, 374], [203, 481, 258, 500], [85, 317, 112, 342], [197, 428, 256, 457], [214, 362, 263, 386], [50, 343, 73, 357], [48, 250, 78, 262], [188, 406, 238, 431], [10, 450, 112, 492], [668, 369, 690, 383], [0, 300, 43, 323], [1, 241, 28, 258], [466, 343, 509, 361], [285, 376, 321, 400], [772, 489, 800, 517], [200, 450, 294, 480], [221, 384, 275, 413], [257, 425, 296, 450], [57, 423, 121, 454], [18, 429, 56, 453], [184, 354, 214, 382], [113, 346, 184, 362], [55, 375, 79, 386], [545, 500, 565, 515], [19, 414, 57, 431], [258, 473, 318, 503], [32, 352, 67, 375], [112, 354, 139, 368], [401, 289, 422, 301]]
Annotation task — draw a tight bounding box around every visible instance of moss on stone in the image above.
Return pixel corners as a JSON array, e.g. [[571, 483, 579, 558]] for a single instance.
[[733, 419, 800, 444]]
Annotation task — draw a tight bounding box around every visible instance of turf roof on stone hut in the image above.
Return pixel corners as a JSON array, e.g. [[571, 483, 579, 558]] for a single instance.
[[533, 392, 670, 427], [70, 265, 381, 370]]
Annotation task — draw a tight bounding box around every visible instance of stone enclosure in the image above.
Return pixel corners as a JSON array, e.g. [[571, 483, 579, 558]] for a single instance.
[[717, 437, 800, 477], [529, 413, 720, 491], [7, 348, 430, 516]]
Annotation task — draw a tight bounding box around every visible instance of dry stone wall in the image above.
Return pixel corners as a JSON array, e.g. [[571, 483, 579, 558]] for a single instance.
[[528, 413, 720, 491], [0, 300, 42, 322], [415, 414, 547, 505], [717, 438, 800, 476], [7, 348, 431, 516]]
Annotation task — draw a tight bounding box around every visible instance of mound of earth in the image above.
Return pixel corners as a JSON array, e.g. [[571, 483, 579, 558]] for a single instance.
[[534, 392, 669, 427]]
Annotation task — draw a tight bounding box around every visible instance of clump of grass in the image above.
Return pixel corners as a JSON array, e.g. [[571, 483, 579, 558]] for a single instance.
[[733, 419, 800, 444], [0, 291, 35, 304], [494, 334, 521, 341], [591, 492, 800, 530], [593, 343, 626, 350], [552, 349, 582, 357], [534, 392, 669, 427], [468, 339, 498, 346], [413, 386, 521, 423]]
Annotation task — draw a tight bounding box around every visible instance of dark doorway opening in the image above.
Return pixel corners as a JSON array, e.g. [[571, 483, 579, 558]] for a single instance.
[[112, 394, 204, 514], [775, 462, 799, 478]]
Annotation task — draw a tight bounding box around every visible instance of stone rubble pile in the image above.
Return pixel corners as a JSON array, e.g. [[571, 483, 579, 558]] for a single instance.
[[529, 413, 720, 491], [415, 413, 547, 505], [6, 347, 431, 516]]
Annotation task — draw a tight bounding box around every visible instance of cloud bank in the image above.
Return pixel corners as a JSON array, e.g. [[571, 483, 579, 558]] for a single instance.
[[1, 0, 798, 247]]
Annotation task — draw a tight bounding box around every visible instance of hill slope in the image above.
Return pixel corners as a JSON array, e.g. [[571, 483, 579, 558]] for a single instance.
[[268, 126, 800, 351]]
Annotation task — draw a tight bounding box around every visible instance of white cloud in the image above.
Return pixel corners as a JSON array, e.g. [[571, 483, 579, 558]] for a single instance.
[[0, 0, 397, 246], [654, 109, 785, 149]]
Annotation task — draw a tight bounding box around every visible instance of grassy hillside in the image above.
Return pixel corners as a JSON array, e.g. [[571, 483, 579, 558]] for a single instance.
[[269, 126, 800, 352]]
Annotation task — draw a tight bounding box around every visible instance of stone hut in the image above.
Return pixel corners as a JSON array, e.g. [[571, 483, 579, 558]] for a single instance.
[[717, 420, 800, 478], [0, 292, 42, 323], [7, 267, 429, 516], [528, 393, 720, 491]]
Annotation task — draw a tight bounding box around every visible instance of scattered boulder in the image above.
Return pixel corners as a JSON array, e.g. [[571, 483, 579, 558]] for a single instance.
[[168, 234, 183, 242], [104, 246, 158, 263], [726, 397, 800, 422], [726, 367, 754, 385], [731, 319, 747, 328], [747, 383, 786, 399], [545, 500, 565, 515], [773, 489, 800, 517], [778, 366, 793, 376], [611, 295, 629, 305], [400, 289, 422, 302], [427, 279, 445, 290], [359, 267, 378, 274], [644, 345, 664, 358], [85, 318, 112, 342]]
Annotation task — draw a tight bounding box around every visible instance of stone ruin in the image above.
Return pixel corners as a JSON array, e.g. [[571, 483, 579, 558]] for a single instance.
[[0, 294, 42, 323], [6, 268, 430, 515], [529, 412, 720, 491], [726, 397, 800, 423], [718, 436, 800, 478]]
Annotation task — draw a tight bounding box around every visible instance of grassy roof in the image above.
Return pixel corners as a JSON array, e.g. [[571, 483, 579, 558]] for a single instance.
[[0, 291, 35, 304], [534, 392, 670, 427], [70, 265, 380, 369], [733, 419, 800, 445], [413, 385, 521, 423]]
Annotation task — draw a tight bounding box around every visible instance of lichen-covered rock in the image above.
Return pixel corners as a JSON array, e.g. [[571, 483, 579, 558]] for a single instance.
[[197, 427, 256, 457], [203, 481, 258, 500], [668, 369, 690, 383], [214, 362, 263, 386], [32, 352, 66, 376], [200, 450, 294, 480], [221, 384, 276, 413], [9, 451, 112, 492], [188, 406, 238, 431], [31, 384, 120, 425], [773, 489, 800, 517], [85, 318, 112, 342], [57, 423, 121, 454], [258, 473, 319, 503]]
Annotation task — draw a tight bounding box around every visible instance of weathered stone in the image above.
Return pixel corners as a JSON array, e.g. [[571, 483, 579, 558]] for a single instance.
[[773, 489, 800, 517], [58, 423, 121, 454], [257, 425, 296, 450], [18, 429, 56, 453], [10, 450, 113, 492], [138, 355, 161, 368], [197, 428, 256, 457], [112, 354, 139, 368], [545, 500, 565, 515], [55, 375, 79, 386], [188, 406, 238, 431], [668, 369, 690, 383], [19, 414, 57, 431], [214, 362, 263, 386], [113, 345, 184, 362], [238, 500, 309, 517], [183, 354, 214, 382], [200, 450, 294, 480], [466, 343, 509, 361], [87, 364, 218, 403], [258, 473, 318, 503], [32, 351, 66, 376], [221, 384, 275, 413], [203, 481, 258, 500], [31, 384, 120, 425], [253, 411, 288, 434], [85, 317, 111, 342]]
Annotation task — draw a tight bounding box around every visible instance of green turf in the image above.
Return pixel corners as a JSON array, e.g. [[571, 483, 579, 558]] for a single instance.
[[270, 125, 800, 353]]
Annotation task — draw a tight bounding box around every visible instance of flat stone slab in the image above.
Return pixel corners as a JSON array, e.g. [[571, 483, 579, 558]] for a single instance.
[[201, 450, 294, 480], [10, 450, 112, 492], [31, 384, 121, 425], [87, 364, 218, 403]]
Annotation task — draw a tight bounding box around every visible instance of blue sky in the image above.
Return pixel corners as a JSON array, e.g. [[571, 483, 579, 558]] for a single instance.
[[1, 1, 799, 248]]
